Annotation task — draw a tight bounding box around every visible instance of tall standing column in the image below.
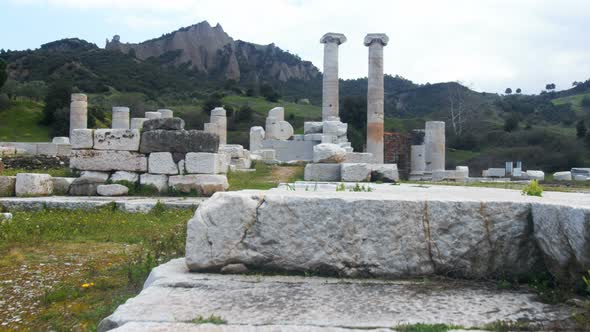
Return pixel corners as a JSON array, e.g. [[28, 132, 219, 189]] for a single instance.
[[112, 107, 130, 129], [320, 33, 346, 122], [364, 33, 389, 164], [425, 121, 446, 172], [69, 93, 88, 137]]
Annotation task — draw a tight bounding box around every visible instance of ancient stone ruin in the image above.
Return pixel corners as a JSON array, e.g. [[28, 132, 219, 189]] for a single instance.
[[0, 94, 256, 198]]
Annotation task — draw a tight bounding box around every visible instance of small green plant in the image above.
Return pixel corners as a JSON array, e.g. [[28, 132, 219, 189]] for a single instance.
[[151, 201, 166, 216], [584, 270, 590, 297], [191, 314, 227, 325], [336, 183, 346, 192], [350, 183, 373, 192], [522, 179, 543, 197]]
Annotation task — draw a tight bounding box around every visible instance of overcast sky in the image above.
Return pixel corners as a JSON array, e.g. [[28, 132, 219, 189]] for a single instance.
[[1, 0, 589, 94]]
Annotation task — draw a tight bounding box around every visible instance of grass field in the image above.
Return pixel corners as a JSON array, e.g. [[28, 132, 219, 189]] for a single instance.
[[0, 207, 193, 331], [552, 92, 590, 113], [0, 100, 51, 142]]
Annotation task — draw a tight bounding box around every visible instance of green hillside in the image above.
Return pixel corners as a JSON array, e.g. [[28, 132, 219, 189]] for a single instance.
[[0, 100, 51, 141]]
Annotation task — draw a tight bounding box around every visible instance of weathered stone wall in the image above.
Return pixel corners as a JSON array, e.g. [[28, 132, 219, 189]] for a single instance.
[[384, 132, 411, 180]]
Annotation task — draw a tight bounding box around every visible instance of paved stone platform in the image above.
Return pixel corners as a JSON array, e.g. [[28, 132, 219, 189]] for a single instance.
[[0, 196, 206, 213], [99, 258, 575, 331]]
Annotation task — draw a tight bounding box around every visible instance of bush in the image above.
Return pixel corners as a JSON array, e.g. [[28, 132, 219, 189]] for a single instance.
[[0, 93, 9, 111], [522, 180, 543, 197], [504, 114, 519, 132]]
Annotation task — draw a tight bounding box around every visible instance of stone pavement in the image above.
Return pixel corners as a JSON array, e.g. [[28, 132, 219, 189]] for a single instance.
[[0, 196, 206, 213], [99, 258, 575, 332]]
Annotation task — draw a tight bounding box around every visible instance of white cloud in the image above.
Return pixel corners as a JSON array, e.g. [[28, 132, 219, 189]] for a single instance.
[[9, 0, 590, 93]]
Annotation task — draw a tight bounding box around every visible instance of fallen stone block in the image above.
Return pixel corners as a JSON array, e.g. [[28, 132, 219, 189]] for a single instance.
[[304, 133, 323, 141], [15, 173, 53, 197], [142, 118, 185, 131], [140, 174, 168, 193], [553, 171, 572, 181], [93, 129, 141, 151], [185, 152, 228, 174], [145, 111, 162, 120], [304, 163, 341, 181], [110, 171, 139, 184], [344, 152, 374, 163], [304, 121, 323, 134], [148, 152, 179, 175], [432, 170, 467, 182], [574, 175, 590, 181], [0, 176, 16, 197], [370, 164, 399, 182], [483, 168, 505, 177], [231, 157, 252, 170], [341, 163, 371, 182], [140, 130, 219, 154], [313, 143, 346, 163], [80, 171, 110, 182], [52, 137, 70, 144], [70, 150, 148, 172], [71, 129, 94, 149], [218, 144, 244, 159], [526, 170, 545, 181], [169, 174, 229, 196], [52, 177, 76, 195], [68, 177, 106, 196], [97, 184, 129, 196]]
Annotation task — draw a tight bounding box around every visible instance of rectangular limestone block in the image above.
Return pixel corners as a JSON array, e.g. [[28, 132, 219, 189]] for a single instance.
[[15, 173, 53, 197], [304, 163, 341, 182], [304, 121, 323, 134], [371, 164, 399, 182], [0, 176, 16, 197], [149, 152, 179, 175], [71, 129, 94, 149], [185, 152, 228, 174], [70, 150, 148, 172], [93, 129, 140, 151], [169, 174, 229, 196], [36, 143, 58, 156], [304, 134, 323, 141], [140, 130, 219, 154], [140, 174, 168, 193], [344, 152, 374, 163], [218, 144, 244, 159], [56, 144, 71, 156], [341, 163, 372, 182]]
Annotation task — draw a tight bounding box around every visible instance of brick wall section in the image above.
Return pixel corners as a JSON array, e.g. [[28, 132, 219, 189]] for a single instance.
[[384, 132, 411, 180]]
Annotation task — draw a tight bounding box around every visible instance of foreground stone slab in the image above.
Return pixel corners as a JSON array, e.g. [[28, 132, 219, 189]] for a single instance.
[[98, 258, 573, 331], [186, 185, 590, 286], [70, 150, 148, 172], [110, 322, 379, 332]]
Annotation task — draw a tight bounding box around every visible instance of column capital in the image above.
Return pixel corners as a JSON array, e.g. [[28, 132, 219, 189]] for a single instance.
[[364, 33, 389, 47], [320, 33, 347, 45]]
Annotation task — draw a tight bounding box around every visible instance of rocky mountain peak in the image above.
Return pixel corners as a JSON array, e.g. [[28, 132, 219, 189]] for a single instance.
[[105, 21, 319, 83]]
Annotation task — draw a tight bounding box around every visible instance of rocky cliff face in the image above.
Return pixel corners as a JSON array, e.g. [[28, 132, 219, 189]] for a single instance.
[[105, 21, 319, 83]]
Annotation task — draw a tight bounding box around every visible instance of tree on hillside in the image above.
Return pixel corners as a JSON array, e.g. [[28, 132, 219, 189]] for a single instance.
[[516, 88, 522, 94], [42, 80, 72, 125], [504, 114, 519, 132], [0, 59, 7, 89], [260, 83, 280, 103], [545, 83, 556, 91], [505, 88, 512, 95], [446, 82, 475, 136], [340, 95, 367, 151], [576, 120, 587, 138]]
